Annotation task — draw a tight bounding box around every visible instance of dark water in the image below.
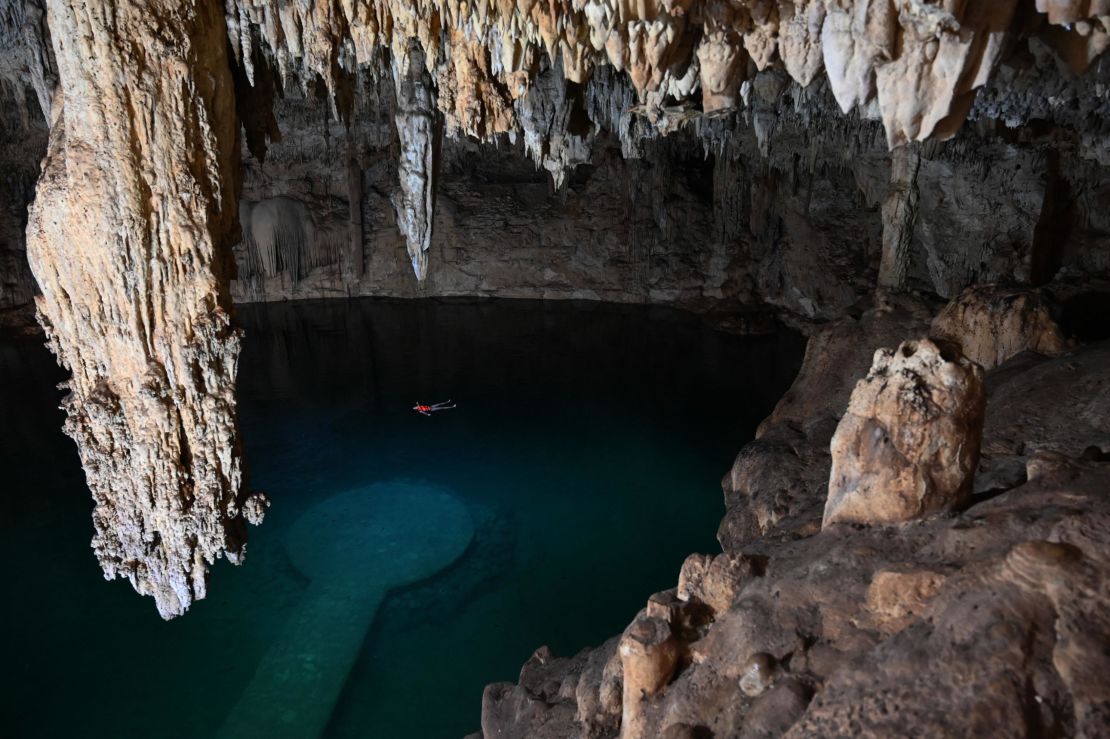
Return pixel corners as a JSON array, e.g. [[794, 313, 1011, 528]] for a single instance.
[[0, 298, 802, 738]]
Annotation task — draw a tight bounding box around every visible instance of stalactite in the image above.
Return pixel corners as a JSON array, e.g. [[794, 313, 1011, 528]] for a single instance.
[[392, 39, 439, 282], [24, 0, 266, 619], [346, 155, 366, 281]]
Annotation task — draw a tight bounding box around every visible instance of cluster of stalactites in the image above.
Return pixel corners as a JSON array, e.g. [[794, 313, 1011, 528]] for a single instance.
[[224, 0, 1108, 278], [227, 0, 1107, 141]]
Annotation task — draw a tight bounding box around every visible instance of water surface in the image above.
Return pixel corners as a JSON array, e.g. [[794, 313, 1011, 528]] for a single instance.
[[0, 298, 802, 738]]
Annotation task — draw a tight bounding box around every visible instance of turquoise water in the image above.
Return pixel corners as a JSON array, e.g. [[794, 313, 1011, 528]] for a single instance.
[[0, 298, 802, 738]]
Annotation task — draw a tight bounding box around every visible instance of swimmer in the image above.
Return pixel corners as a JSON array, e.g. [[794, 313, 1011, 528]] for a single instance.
[[413, 400, 456, 416]]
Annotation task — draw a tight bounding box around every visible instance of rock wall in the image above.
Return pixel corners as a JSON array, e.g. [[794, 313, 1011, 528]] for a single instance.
[[0, 0, 51, 326]]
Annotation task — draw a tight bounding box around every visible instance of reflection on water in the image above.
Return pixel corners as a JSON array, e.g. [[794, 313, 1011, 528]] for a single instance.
[[1, 298, 803, 738]]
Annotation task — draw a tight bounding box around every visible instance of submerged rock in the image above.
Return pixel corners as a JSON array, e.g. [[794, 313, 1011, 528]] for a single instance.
[[824, 338, 986, 527]]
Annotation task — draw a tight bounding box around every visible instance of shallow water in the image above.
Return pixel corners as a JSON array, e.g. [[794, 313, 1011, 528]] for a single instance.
[[0, 298, 802, 738]]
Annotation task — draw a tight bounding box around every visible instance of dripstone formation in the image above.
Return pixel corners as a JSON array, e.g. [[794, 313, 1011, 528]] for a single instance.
[[22, 0, 266, 618]]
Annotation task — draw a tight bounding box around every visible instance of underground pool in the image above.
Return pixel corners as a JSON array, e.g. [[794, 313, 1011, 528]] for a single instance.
[[0, 298, 803, 738]]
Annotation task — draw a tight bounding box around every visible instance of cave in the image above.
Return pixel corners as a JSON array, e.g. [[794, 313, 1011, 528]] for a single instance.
[[1, 1, 1109, 737]]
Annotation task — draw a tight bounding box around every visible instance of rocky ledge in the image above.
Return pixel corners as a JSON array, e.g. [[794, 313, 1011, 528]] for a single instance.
[[476, 285, 1110, 738]]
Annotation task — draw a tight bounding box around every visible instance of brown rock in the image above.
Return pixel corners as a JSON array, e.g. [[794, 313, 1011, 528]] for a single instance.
[[677, 552, 759, 615], [864, 569, 947, 634], [739, 677, 813, 738], [824, 338, 986, 527], [619, 613, 680, 739], [738, 652, 778, 697], [931, 285, 1069, 370], [574, 638, 623, 736]]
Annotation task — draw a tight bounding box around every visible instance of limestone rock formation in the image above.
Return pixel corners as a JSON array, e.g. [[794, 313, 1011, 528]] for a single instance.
[[215, 0, 1110, 281], [5, 0, 1107, 309], [392, 40, 439, 282], [480, 294, 1110, 739], [24, 0, 263, 618], [931, 284, 1069, 370], [619, 614, 681, 739], [824, 337, 986, 526], [719, 294, 935, 550]]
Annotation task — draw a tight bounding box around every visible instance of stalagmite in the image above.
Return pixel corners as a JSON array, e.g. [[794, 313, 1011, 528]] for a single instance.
[[824, 338, 986, 526], [24, 0, 265, 618]]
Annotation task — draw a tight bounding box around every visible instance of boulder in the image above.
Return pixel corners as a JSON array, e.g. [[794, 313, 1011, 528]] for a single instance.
[[824, 338, 986, 526], [931, 284, 1069, 370], [677, 552, 760, 615]]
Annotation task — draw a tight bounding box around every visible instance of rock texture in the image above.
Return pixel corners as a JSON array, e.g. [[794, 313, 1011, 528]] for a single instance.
[[213, 0, 1110, 281], [931, 283, 1070, 370], [218, 65, 1110, 320], [718, 293, 935, 550], [823, 337, 986, 526], [479, 292, 1110, 738], [0, 0, 51, 327], [24, 0, 264, 618], [0, 0, 1107, 656]]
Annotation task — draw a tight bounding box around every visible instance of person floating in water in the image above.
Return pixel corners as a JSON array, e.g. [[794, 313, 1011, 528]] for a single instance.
[[413, 400, 456, 416]]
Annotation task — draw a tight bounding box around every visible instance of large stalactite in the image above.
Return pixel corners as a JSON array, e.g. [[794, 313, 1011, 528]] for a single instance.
[[24, 0, 266, 618]]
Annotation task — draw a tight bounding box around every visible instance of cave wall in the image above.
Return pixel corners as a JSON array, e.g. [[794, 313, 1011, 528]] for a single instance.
[[227, 52, 1110, 320], [0, 0, 50, 324], [0, 82, 44, 317]]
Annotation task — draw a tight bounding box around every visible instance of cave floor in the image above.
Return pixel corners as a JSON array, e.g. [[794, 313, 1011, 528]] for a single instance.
[[0, 298, 803, 738]]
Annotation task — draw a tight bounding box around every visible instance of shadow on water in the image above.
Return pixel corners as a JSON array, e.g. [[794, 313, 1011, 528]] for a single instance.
[[1, 298, 804, 738]]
